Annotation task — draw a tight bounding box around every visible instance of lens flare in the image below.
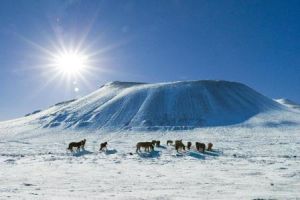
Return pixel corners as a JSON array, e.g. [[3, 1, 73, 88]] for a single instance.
[[53, 51, 88, 75]]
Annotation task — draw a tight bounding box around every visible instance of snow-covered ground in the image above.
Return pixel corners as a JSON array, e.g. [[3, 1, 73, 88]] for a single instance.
[[1, 111, 300, 199], [1, 80, 300, 199]]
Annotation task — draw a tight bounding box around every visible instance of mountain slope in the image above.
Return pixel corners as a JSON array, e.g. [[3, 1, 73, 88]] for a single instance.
[[275, 98, 300, 110], [8, 80, 285, 130]]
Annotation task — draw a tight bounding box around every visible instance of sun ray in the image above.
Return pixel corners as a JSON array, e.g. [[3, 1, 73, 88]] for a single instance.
[[25, 70, 65, 102], [15, 21, 131, 102], [75, 10, 100, 53], [14, 32, 56, 57]]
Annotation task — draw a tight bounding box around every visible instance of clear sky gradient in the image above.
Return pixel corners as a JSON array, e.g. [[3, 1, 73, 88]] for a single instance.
[[0, 0, 299, 121]]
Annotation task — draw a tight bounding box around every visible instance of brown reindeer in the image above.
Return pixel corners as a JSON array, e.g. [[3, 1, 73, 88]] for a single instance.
[[152, 140, 156, 146], [175, 140, 185, 152], [187, 142, 192, 150], [136, 142, 154, 153], [67, 139, 86, 152], [207, 143, 213, 151], [195, 142, 206, 152], [167, 140, 173, 145], [99, 142, 108, 151]]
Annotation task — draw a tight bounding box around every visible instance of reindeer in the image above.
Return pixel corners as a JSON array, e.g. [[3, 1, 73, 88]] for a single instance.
[[99, 142, 108, 151], [136, 142, 154, 153], [187, 142, 192, 150], [207, 143, 213, 151], [195, 142, 206, 152], [175, 140, 185, 152], [67, 139, 86, 152]]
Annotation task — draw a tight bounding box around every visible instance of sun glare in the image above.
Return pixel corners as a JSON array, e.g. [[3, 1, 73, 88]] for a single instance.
[[53, 51, 88, 75]]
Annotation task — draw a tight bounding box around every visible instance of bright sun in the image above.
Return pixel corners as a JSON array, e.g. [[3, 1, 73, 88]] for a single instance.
[[53, 51, 88, 75]]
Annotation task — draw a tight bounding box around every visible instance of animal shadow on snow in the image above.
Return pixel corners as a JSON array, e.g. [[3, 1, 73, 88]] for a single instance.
[[72, 149, 93, 157], [104, 149, 118, 155], [202, 150, 221, 157], [137, 150, 160, 158], [188, 151, 206, 160], [156, 145, 167, 149], [188, 149, 222, 160]]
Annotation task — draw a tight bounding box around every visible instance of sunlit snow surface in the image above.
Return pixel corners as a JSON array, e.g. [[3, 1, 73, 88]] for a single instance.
[[1, 111, 300, 199], [1, 80, 300, 199]]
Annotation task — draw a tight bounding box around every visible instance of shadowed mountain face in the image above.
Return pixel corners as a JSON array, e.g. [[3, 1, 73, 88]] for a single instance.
[[22, 80, 283, 130]]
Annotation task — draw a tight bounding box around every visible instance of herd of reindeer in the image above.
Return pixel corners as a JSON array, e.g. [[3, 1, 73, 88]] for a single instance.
[[67, 139, 213, 154]]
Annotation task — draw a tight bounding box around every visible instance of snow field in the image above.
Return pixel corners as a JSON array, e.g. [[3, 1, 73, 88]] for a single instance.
[[1, 125, 299, 199]]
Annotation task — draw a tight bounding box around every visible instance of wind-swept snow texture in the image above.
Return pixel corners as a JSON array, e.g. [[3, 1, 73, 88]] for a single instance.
[[1, 80, 286, 130]]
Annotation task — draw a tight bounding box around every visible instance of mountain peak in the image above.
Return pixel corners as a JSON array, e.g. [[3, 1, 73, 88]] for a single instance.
[[18, 80, 284, 130], [102, 81, 146, 88]]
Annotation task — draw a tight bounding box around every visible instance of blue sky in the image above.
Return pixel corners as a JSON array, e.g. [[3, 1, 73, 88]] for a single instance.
[[0, 0, 299, 121]]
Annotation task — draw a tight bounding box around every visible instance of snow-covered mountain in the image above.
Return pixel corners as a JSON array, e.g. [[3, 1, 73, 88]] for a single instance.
[[1, 81, 300, 199], [4, 80, 287, 130]]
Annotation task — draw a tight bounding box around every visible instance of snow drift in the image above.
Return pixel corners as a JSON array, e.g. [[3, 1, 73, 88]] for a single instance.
[[12, 80, 285, 130]]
